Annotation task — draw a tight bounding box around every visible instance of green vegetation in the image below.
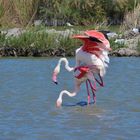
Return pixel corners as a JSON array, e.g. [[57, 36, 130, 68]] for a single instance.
[[109, 38, 127, 51], [0, 27, 82, 56], [137, 39, 140, 52], [0, 0, 140, 56], [0, 25, 126, 55], [0, 0, 140, 27]]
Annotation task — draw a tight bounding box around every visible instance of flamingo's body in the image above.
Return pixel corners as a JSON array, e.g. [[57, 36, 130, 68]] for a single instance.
[[52, 30, 111, 107]]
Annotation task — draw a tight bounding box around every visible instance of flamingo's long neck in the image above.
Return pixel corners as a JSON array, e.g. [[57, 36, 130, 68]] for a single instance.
[[59, 90, 77, 99], [56, 85, 80, 107], [58, 58, 74, 72], [52, 58, 74, 84]]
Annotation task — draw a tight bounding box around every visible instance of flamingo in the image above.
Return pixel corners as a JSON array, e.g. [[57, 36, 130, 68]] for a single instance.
[[52, 30, 112, 107]]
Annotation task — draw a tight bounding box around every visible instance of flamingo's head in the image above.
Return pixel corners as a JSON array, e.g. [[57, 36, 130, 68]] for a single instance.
[[52, 72, 58, 84], [56, 98, 62, 107], [52, 65, 60, 84]]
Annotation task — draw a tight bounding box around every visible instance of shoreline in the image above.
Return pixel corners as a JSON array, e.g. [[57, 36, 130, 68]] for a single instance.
[[0, 28, 140, 57], [0, 47, 140, 57]]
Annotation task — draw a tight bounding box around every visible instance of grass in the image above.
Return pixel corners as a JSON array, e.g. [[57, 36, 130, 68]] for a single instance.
[[0, 26, 82, 55], [0, 0, 39, 27], [0, 25, 126, 56], [137, 39, 140, 52], [38, 25, 120, 32], [109, 38, 128, 50]]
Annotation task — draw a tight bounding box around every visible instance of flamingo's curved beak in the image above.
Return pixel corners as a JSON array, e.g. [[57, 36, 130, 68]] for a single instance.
[[52, 72, 58, 84]]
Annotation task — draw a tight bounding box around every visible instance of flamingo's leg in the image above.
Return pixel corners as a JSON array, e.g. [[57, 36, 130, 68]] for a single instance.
[[87, 72, 97, 91], [92, 89, 96, 103], [95, 74, 104, 87], [86, 72, 97, 103], [86, 80, 90, 104]]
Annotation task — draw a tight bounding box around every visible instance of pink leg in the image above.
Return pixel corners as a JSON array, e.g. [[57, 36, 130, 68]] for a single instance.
[[92, 90, 96, 103], [86, 79, 97, 104], [86, 72, 97, 103], [95, 74, 104, 87], [86, 80, 90, 104]]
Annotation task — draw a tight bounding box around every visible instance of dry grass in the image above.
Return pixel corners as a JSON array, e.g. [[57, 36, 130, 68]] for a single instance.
[[120, 3, 140, 31], [0, 0, 39, 27], [0, 0, 16, 27]]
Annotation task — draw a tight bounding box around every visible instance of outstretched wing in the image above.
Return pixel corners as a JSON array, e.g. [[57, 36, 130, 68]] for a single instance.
[[85, 30, 106, 40], [85, 30, 111, 51], [72, 34, 101, 53], [72, 30, 111, 55]]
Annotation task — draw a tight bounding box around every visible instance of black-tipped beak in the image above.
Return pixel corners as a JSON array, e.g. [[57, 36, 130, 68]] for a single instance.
[[53, 81, 58, 85]]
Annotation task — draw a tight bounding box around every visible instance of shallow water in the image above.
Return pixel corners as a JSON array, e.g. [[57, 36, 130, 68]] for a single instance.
[[0, 57, 140, 140]]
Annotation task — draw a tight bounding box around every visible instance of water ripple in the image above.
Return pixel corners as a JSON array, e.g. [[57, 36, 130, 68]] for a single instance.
[[0, 57, 140, 140]]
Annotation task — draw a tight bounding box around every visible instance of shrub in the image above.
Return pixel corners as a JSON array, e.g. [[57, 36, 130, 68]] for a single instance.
[[0, 0, 39, 27], [0, 27, 81, 55], [110, 38, 127, 50], [121, 3, 140, 31], [137, 39, 140, 52]]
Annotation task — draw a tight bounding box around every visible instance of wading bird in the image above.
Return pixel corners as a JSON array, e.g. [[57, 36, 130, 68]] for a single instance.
[[52, 30, 112, 107]]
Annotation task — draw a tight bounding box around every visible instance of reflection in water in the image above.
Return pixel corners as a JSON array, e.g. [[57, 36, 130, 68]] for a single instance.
[[63, 101, 94, 107], [0, 57, 140, 140]]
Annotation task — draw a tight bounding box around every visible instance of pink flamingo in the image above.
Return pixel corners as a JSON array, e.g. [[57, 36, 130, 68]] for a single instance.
[[52, 30, 111, 107]]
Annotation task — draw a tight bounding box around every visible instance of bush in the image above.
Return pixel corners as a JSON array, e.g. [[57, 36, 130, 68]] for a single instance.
[[0, 0, 39, 27], [1, 0, 140, 27], [137, 39, 140, 52], [121, 3, 140, 31], [0, 27, 81, 56], [110, 38, 127, 50]]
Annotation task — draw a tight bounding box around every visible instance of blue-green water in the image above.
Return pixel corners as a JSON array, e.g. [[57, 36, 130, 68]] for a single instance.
[[0, 57, 140, 140]]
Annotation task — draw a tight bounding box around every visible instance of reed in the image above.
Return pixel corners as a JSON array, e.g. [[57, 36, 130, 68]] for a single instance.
[[0, 0, 39, 27], [0, 0, 15, 27], [14, 0, 39, 26], [109, 38, 127, 50], [120, 3, 140, 31], [137, 39, 140, 53], [1, 26, 127, 57], [0, 27, 81, 56], [0, 0, 140, 27]]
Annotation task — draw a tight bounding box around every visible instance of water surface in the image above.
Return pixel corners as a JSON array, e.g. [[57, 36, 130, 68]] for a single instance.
[[0, 57, 140, 140]]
